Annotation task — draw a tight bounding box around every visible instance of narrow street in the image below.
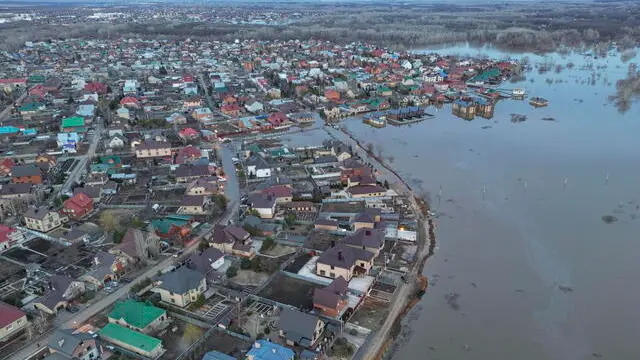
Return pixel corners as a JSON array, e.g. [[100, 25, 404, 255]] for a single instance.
[[60, 119, 103, 195]]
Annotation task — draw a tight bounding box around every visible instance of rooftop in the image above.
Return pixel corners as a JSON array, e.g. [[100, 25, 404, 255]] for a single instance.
[[99, 323, 162, 352]]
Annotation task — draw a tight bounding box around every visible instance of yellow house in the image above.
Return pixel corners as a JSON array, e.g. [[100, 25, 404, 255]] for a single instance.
[[24, 206, 65, 232], [347, 185, 387, 198], [279, 308, 326, 348], [135, 140, 171, 159], [152, 267, 206, 308], [209, 225, 255, 258], [0, 302, 28, 341], [316, 244, 375, 281]]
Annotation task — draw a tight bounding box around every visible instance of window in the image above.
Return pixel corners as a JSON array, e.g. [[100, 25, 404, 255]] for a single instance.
[[319, 270, 326, 276], [170, 298, 175, 303], [330, 265, 335, 270], [361, 262, 366, 267], [330, 272, 335, 278]]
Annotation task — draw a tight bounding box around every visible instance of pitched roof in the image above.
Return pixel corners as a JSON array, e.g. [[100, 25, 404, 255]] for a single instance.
[[176, 164, 210, 178], [180, 195, 206, 207], [187, 247, 224, 275], [317, 244, 374, 269], [343, 228, 384, 249], [24, 206, 52, 220], [99, 323, 162, 352], [246, 340, 295, 360], [48, 329, 93, 357], [137, 139, 170, 151], [11, 164, 41, 177], [0, 183, 32, 196], [211, 225, 250, 245], [202, 351, 237, 360], [249, 193, 276, 209], [347, 185, 386, 196], [61, 117, 85, 128], [313, 276, 348, 309], [157, 267, 204, 294], [0, 301, 25, 328], [279, 308, 322, 346], [108, 300, 166, 329]]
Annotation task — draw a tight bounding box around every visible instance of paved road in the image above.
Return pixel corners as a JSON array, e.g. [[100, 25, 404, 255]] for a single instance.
[[0, 91, 27, 122], [60, 120, 103, 195]]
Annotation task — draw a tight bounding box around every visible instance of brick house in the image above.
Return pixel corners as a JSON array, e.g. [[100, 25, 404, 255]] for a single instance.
[[62, 193, 94, 220]]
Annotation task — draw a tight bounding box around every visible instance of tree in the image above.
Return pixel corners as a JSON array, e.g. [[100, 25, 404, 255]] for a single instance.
[[198, 240, 209, 252], [211, 194, 228, 210], [332, 338, 354, 358], [240, 257, 252, 270], [260, 237, 275, 252], [100, 211, 121, 242], [133, 229, 148, 265], [226, 266, 238, 278], [284, 213, 297, 227]]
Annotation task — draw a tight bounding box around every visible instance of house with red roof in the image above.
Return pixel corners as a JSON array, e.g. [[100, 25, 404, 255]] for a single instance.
[[119, 96, 139, 108], [178, 128, 199, 141], [62, 193, 94, 220], [0, 225, 24, 251], [260, 185, 293, 204], [84, 82, 108, 95], [221, 103, 242, 117], [0, 158, 15, 177], [29, 85, 47, 97], [175, 145, 202, 165], [324, 89, 340, 102], [267, 112, 289, 127], [0, 302, 27, 341]]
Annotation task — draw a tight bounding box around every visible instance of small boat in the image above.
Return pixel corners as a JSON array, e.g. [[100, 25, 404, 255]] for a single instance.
[[529, 96, 549, 107]]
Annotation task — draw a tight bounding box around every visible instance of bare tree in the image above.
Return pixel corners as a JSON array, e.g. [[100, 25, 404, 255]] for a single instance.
[[99, 211, 121, 242], [133, 229, 148, 265]]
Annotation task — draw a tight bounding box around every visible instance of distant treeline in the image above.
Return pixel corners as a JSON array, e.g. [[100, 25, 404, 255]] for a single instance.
[[1, 1, 639, 52]]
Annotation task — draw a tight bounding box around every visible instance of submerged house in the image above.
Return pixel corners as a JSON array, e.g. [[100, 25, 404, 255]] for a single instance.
[[452, 99, 476, 120]]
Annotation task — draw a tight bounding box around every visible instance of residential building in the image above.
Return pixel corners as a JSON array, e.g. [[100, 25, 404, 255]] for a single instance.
[[175, 164, 210, 183], [62, 193, 94, 220], [0, 302, 28, 341], [343, 228, 385, 257], [99, 323, 164, 358], [11, 164, 42, 184], [152, 267, 207, 308], [347, 185, 387, 198], [33, 275, 85, 314], [177, 195, 209, 215], [80, 251, 124, 286], [24, 207, 65, 232], [278, 308, 326, 347], [186, 177, 221, 196], [60, 117, 86, 133], [246, 340, 295, 360], [109, 228, 158, 264], [244, 100, 264, 113], [203, 351, 236, 360], [314, 218, 339, 231], [313, 276, 349, 317], [135, 140, 171, 159], [248, 194, 276, 219], [316, 244, 374, 281], [187, 246, 225, 275], [209, 225, 255, 258], [245, 154, 271, 178], [260, 185, 293, 204], [48, 329, 102, 360], [108, 300, 167, 334]]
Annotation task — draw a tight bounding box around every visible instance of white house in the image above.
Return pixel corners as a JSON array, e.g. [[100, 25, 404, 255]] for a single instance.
[[107, 134, 125, 149], [244, 100, 264, 114], [246, 154, 271, 178], [116, 107, 130, 119], [248, 194, 276, 219]]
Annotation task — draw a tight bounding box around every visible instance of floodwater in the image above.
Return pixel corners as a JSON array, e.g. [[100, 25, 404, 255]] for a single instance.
[[340, 45, 640, 360]]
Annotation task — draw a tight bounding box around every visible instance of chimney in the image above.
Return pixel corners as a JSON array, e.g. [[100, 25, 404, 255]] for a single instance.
[[338, 251, 343, 261], [365, 230, 371, 236], [254, 341, 261, 349]]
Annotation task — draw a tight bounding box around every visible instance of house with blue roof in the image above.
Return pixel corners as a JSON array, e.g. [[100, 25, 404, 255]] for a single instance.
[[202, 350, 235, 360], [57, 132, 80, 153], [246, 340, 295, 360]]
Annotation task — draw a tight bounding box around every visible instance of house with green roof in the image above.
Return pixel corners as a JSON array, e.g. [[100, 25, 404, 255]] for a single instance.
[[19, 102, 45, 115], [28, 75, 45, 84], [151, 215, 193, 239], [60, 117, 86, 133], [99, 323, 164, 358], [108, 300, 167, 334]]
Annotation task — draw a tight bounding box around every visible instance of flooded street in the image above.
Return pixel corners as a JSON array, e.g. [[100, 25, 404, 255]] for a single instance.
[[339, 45, 640, 360]]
